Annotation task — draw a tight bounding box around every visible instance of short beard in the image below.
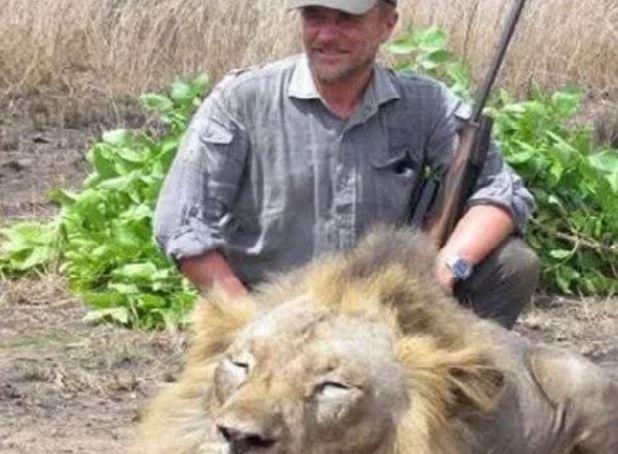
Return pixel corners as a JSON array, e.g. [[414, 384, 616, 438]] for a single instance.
[[308, 53, 375, 85]]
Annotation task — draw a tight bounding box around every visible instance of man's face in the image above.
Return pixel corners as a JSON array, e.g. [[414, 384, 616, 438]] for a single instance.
[[300, 5, 398, 84]]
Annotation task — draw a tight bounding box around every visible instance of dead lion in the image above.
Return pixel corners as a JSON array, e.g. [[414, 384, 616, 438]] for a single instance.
[[131, 227, 617, 454]]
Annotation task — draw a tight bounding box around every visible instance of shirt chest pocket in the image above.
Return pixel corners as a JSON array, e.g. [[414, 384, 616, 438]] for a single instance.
[[366, 147, 421, 222]]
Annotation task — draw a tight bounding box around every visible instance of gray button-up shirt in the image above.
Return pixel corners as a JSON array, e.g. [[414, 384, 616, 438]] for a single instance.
[[154, 54, 533, 286]]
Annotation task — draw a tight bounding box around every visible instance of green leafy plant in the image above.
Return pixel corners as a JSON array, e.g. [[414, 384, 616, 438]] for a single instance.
[[0, 221, 61, 276], [1, 74, 210, 328], [386, 26, 472, 100], [489, 89, 617, 294]]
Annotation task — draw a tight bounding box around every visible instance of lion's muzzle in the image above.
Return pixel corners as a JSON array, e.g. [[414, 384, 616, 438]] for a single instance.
[[217, 424, 276, 454]]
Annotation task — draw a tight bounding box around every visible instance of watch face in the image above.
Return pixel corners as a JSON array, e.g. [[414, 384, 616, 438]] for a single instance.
[[450, 258, 472, 280]]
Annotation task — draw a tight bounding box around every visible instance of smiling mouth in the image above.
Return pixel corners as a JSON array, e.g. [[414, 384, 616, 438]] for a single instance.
[[312, 49, 348, 60]]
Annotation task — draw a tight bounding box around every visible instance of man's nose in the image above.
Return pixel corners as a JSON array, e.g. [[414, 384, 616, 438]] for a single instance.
[[217, 424, 276, 453], [313, 22, 339, 43]]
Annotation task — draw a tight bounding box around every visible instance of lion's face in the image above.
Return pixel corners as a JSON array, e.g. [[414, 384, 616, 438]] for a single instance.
[[212, 300, 408, 454]]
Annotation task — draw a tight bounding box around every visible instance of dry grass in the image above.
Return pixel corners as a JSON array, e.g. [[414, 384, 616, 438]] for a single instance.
[[401, 0, 618, 94], [0, 0, 616, 98], [0, 0, 298, 97]]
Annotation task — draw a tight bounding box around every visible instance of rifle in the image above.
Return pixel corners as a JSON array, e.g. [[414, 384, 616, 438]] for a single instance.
[[410, 0, 529, 248]]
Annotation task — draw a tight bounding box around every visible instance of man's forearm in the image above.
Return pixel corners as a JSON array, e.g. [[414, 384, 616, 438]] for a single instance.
[[179, 250, 248, 298], [435, 204, 515, 291], [441, 204, 515, 264]]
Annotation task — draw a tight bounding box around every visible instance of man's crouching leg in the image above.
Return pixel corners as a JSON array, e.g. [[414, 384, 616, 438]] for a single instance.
[[455, 236, 540, 329]]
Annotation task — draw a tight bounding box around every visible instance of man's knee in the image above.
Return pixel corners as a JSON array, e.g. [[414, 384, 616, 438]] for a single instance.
[[457, 236, 541, 328], [495, 237, 541, 290]]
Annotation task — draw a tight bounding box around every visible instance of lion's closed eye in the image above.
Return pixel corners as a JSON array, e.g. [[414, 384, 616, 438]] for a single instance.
[[314, 381, 352, 397], [311, 380, 364, 424], [214, 354, 253, 401]]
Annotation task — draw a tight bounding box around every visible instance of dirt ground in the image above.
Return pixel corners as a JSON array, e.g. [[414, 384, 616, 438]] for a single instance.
[[0, 94, 617, 453]]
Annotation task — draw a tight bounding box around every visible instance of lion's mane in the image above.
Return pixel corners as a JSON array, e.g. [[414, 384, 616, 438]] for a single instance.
[[134, 227, 508, 454]]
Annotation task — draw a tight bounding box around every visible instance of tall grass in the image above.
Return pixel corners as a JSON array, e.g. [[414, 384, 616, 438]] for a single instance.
[[0, 0, 297, 96], [0, 0, 616, 97], [401, 0, 618, 93]]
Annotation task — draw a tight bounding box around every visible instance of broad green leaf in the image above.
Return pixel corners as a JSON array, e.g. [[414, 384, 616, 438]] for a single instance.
[[386, 36, 417, 55], [551, 90, 581, 117], [140, 93, 174, 112], [49, 188, 78, 207], [588, 152, 618, 191], [424, 50, 452, 65], [82, 291, 127, 309], [102, 129, 133, 147], [193, 73, 210, 93], [108, 283, 140, 295], [113, 262, 158, 281], [88, 145, 117, 178], [415, 27, 447, 51], [116, 146, 146, 164], [170, 80, 194, 103], [18, 247, 52, 270], [137, 294, 167, 310]]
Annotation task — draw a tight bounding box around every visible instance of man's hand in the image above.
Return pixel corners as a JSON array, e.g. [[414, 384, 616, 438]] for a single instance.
[[179, 250, 248, 299], [434, 257, 455, 294]]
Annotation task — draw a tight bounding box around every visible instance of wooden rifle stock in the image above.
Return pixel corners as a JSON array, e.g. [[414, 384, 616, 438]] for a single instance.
[[418, 0, 528, 248], [425, 116, 493, 247]]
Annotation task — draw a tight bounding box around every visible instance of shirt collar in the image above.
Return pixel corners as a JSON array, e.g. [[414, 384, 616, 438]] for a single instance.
[[288, 54, 401, 106], [288, 54, 320, 99], [368, 62, 401, 107]]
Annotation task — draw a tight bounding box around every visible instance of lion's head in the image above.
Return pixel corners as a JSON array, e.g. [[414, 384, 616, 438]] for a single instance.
[[135, 228, 505, 454], [210, 299, 408, 454]]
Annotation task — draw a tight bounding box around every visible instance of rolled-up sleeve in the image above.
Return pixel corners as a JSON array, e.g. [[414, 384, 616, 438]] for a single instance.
[[153, 82, 248, 260], [466, 141, 533, 233], [424, 83, 534, 233]]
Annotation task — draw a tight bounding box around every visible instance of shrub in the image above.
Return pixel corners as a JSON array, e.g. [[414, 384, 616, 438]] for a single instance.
[[1, 75, 210, 328]]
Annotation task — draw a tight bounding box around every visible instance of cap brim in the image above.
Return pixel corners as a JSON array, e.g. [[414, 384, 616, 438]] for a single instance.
[[288, 0, 378, 15]]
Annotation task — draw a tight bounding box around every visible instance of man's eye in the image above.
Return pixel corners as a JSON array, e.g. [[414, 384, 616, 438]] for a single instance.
[[339, 13, 362, 24]]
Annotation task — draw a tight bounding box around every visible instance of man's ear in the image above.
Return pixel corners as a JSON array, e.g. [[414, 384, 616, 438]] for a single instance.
[[187, 291, 257, 364], [380, 9, 399, 44]]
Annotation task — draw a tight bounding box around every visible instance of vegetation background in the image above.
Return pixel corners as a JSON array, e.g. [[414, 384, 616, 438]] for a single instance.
[[1, 0, 617, 96], [0, 0, 616, 452]]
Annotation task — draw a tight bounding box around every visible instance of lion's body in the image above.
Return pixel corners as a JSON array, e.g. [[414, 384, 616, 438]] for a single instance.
[[131, 228, 617, 454]]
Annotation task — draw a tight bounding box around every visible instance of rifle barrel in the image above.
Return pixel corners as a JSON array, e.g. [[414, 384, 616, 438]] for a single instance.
[[471, 0, 528, 122]]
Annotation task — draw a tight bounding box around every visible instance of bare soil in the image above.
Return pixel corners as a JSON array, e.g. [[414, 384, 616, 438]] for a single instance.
[[0, 94, 616, 453]]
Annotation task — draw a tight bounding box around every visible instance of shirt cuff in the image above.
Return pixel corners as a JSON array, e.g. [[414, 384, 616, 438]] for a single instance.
[[163, 220, 225, 261]]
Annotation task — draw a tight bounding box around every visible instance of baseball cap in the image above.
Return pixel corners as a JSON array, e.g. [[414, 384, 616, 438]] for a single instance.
[[288, 0, 397, 15]]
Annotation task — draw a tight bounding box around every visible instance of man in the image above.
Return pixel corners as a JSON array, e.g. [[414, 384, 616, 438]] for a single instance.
[[154, 0, 540, 328]]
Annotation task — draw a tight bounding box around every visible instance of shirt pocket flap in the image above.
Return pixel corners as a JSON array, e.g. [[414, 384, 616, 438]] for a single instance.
[[371, 147, 420, 174], [371, 147, 409, 169], [199, 121, 234, 145]]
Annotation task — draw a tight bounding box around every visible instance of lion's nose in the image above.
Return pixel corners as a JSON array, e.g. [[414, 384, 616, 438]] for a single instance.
[[217, 424, 276, 452]]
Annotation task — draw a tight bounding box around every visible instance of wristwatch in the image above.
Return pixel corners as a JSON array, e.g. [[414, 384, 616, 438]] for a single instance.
[[445, 255, 473, 281]]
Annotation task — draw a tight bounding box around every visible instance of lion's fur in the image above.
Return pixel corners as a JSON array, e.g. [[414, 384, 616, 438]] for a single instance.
[[132, 227, 617, 454]]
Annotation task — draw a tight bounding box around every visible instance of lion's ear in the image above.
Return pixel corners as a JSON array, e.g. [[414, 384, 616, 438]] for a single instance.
[[396, 337, 504, 419], [444, 353, 504, 416], [187, 291, 257, 364]]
